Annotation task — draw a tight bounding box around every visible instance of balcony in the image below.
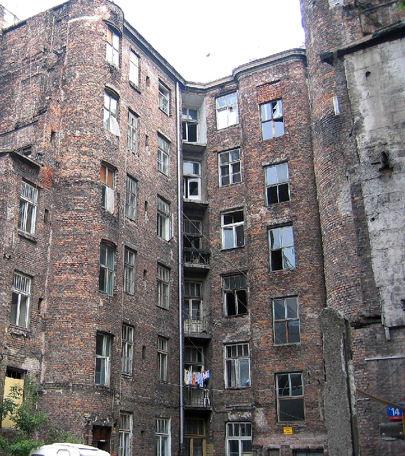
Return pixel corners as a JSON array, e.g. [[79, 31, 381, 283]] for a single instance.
[[184, 248, 210, 269], [184, 387, 211, 409], [184, 318, 210, 338]]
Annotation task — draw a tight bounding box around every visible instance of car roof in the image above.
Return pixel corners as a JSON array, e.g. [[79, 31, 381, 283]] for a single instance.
[[31, 443, 110, 456]]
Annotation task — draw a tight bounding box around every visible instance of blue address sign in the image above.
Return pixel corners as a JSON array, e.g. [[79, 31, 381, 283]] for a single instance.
[[386, 406, 404, 417]]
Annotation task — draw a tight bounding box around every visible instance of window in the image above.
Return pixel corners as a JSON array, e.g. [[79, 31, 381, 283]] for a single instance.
[[119, 412, 133, 456], [125, 175, 137, 220], [11, 272, 31, 328], [226, 422, 252, 456], [156, 418, 170, 456], [100, 164, 115, 213], [104, 91, 120, 136], [223, 274, 247, 316], [276, 372, 304, 422], [18, 181, 38, 235], [157, 336, 168, 382], [219, 149, 241, 186], [2, 368, 24, 429], [127, 111, 139, 153], [124, 247, 136, 295], [106, 28, 119, 67], [216, 92, 238, 129], [121, 324, 134, 375], [95, 333, 112, 386], [273, 297, 300, 345], [184, 282, 202, 323], [268, 226, 295, 271], [260, 99, 284, 140], [129, 51, 139, 86], [157, 197, 171, 241], [99, 243, 115, 296], [157, 264, 170, 309], [225, 343, 251, 388], [159, 82, 170, 115], [265, 162, 290, 205], [182, 108, 198, 142], [184, 219, 202, 250], [157, 135, 170, 175], [221, 210, 244, 250], [183, 161, 201, 200]]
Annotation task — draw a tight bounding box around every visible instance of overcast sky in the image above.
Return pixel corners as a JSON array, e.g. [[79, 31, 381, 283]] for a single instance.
[[2, 0, 305, 82]]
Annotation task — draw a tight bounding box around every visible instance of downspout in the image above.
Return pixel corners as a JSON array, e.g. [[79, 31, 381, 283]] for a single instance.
[[176, 81, 184, 456]]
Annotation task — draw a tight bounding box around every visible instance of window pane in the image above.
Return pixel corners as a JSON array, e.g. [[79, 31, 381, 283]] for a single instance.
[[17, 295, 28, 327], [261, 103, 272, 121], [283, 246, 296, 269], [223, 228, 234, 249], [220, 152, 229, 165], [274, 299, 285, 319], [275, 321, 287, 344], [271, 250, 283, 271], [236, 290, 247, 314], [226, 292, 236, 316], [291, 373, 303, 396], [274, 119, 285, 137], [265, 166, 278, 185], [277, 163, 288, 182], [286, 297, 297, 318], [288, 320, 300, 343], [262, 121, 273, 140], [279, 398, 304, 421], [236, 225, 244, 247], [239, 358, 250, 386], [278, 183, 290, 202], [267, 186, 279, 205], [277, 374, 290, 396], [281, 227, 294, 247], [270, 228, 281, 249]]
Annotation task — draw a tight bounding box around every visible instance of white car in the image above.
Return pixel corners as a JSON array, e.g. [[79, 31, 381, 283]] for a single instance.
[[30, 443, 110, 456]]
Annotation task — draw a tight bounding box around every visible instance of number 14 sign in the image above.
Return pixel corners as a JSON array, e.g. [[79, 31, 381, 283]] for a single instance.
[[386, 406, 404, 418]]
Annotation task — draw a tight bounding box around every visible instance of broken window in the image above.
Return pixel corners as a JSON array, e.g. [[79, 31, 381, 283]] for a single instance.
[[129, 51, 140, 87], [182, 108, 198, 142], [276, 372, 304, 422], [157, 197, 171, 241], [221, 210, 244, 250], [156, 418, 170, 456], [125, 175, 137, 220], [104, 90, 120, 136], [183, 219, 202, 250], [11, 272, 31, 328], [157, 336, 168, 382], [219, 149, 241, 186], [121, 324, 134, 376], [157, 264, 170, 309], [273, 296, 300, 345], [216, 92, 239, 129], [223, 274, 247, 316], [268, 225, 295, 271], [225, 343, 251, 388], [226, 422, 252, 456], [124, 247, 136, 295], [260, 99, 284, 140], [95, 333, 112, 386], [127, 110, 139, 153], [18, 181, 38, 235], [157, 134, 170, 175], [100, 164, 115, 214], [159, 82, 170, 115], [99, 242, 115, 296], [265, 162, 290, 205], [106, 27, 120, 67], [183, 161, 201, 200], [119, 412, 133, 456]]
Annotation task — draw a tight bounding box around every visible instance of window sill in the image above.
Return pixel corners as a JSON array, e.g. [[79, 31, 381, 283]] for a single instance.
[[129, 81, 141, 93], [121, 373, 133, 379], [262, 132, 286, 143], [224, 313, 248, 319], [157, 170, 169, 177], [219, 181, 244, 189], [94, 384, 113, 393], [269, 268, 295, 274], [9, 325, 31, 337], [225, 386, 251, 390], [159, 108, 170, 117], [221, 245, 245, 252], [106, 61, 120, 72], [216, 123, 239, 132], [18, 230, 37, 243], [274, 342, 301, 347], [156, 305, 170, 311]]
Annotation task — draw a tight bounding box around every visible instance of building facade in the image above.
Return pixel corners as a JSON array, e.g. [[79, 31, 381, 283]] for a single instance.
[[0, 0, 404, 455]]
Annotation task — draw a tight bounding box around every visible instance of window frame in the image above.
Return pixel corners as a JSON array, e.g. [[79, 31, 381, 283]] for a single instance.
[[159, 81, 170, 115], [156, 418, 171, 456], [223, 274, 248, 317], [119, 412, 133, 456], [221, 210, 245, 250], [95, 332, 112, 386], [224, 343, 251, 389], [264, 162, 290, 206], [125, 175, 137, 221], [129, 50, 140, 87], [260, 99, 284, 140], [157, 336, 168, 382], [121, 324, 134, 376], [124, 247, 136, 295], [218, 149, 242, 187], [127, 110, 139, 153], [157, 134, 170, 175], [182, 108, 198, 143], [100, 163, 115, 213], [106, 27, 120, 67], [272, 296, 300, 345], [10, 272, 32, 328], [183, 160, 201, 201], [276, 372, 305, 422], [18, 181, 38, 235], [216, 92, 239, 130], [184, 281, 203, 323], [157, 196, 171, 241], [157, 264, 170, 309], [225, 422, 252, 456], [268, 225, 296, 271], [103, 90, 120, 136], [99, 242, 116, 296]]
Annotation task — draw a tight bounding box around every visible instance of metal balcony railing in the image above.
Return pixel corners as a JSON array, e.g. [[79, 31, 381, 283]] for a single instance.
[[184, 386, 211, 408], [183, 248, 210, 266], [184, 318, 209, 336]]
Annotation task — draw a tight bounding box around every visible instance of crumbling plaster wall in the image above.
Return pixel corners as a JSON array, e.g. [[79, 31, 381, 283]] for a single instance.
[[344, 37, 405, 327]]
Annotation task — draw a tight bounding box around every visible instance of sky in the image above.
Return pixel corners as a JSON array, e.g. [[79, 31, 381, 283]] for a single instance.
[[1, 0, 305, 82]]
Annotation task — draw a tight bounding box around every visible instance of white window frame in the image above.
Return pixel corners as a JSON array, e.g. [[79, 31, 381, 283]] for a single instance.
[[216, 92, 239, 129], [276, 372, 305, 422], [221, 210, 245, 250], [268, 225, 296, 271], [104, 91, 120, 136], [273, 296, 300, 345], [18, 181, 38, 235], [121, 324, 134, 376], [157, 264, 170, 309], [264, 162, 290, 205], [127, 110, 139, 153], [157, 336, 168, 382], [119, 412, 133, 456], [159, 82, 170, 115], [183, 161, 201, 201], [218, 149, 242, 187], [223, 274, 248, 317], [99, 243, 116, 296], [156, 418, 171, 456], [226, 422, 252, 456], [224, 343, 251, 389], [260, 99, 284, 140], [129, 50, 140, 87], [11, 272, 31, 328], [125, 175, 137, 220], [157, 197, 171, 241], [182, 108, 198, 142], [100, 164, 115, 214], [157, 135, 170, 175], [95, 333, 112, 386], [124, 247, 136, 295], [106, 27, 120, 67]]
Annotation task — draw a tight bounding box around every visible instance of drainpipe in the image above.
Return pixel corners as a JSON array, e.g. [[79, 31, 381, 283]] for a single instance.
[[176, 81, 185, 456]]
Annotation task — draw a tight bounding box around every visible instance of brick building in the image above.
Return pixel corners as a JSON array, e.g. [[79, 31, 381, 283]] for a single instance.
[[0, 1, 403, 456]]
